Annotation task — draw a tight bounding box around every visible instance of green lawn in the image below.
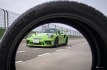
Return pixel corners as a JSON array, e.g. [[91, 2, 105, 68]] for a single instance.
[[0, 28, 5, 38]]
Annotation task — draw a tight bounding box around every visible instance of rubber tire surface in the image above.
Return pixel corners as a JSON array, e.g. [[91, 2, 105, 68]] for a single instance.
[[54, 37, 59, 48], [0, 1, 107, 70], [63, 37, 68, 46]]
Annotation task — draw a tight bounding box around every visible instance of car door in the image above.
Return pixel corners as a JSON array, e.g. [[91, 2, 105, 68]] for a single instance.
[[58, 31, 64, 44]]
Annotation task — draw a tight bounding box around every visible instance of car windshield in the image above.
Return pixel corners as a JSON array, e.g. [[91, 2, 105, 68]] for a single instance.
[[39, 29, 57, 33]]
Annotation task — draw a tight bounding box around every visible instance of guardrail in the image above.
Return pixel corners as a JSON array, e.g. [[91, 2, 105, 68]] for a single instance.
[[0, 8, 83, 39]]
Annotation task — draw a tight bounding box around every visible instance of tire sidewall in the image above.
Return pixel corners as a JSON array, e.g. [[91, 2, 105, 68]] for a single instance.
[[0, 1, 107, 70]]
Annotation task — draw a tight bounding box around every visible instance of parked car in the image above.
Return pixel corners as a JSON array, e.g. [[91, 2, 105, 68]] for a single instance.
[[26, 28, 68, 47]]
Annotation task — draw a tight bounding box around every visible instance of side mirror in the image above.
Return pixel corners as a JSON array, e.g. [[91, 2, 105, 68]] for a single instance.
[[60, 32, 63, 34], [35, 31, 38, 35], [58, 31, 63, 35], [58, 31, 60, 34]]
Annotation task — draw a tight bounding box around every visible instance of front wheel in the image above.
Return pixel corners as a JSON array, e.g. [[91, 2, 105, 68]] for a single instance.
[[54, 37, 59, 48]]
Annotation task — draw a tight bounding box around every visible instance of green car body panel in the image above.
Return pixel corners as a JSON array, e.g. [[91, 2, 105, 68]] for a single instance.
[[26, 28, 68, 47]]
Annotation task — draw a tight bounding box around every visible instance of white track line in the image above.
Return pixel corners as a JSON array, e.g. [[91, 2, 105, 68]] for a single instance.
[[17, 50, 25, 53], [38, 53, 50, 57], [33, 48, 41, 50], [66, 47, 71, 49], [15, 61, 23, 64], [56, 49, 63, 52]]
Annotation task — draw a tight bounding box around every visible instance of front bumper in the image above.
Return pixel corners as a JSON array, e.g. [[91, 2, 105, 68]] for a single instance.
[[26, 39, 55, 47]]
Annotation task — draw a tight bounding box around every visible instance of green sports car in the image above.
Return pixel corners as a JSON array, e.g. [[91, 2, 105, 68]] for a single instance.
[[26, 28, 68, 47]]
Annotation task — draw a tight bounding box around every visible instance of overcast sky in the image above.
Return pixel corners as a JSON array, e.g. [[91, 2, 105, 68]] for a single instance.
[[0, 0, 107, 30], [0, 0, 106, 15]]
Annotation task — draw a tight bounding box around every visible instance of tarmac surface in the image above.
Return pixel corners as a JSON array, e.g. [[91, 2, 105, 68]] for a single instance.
[[16, 38, 92, 70]]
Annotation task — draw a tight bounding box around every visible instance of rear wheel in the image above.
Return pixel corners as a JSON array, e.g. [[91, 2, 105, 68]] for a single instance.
[[64, 37, 68, 46]]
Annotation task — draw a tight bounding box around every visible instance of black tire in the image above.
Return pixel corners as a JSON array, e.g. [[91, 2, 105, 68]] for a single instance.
[[53, 37, 59, 48], [0, 1, 107, 70], [63, 37, 68, 46]]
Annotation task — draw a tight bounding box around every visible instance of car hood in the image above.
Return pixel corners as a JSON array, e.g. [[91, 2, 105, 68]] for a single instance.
[[29, 33, 55, 39], [37, 33, 54, 36]]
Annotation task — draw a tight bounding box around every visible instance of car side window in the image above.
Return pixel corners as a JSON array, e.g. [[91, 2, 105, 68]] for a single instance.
[[50, 29, 55, 33]]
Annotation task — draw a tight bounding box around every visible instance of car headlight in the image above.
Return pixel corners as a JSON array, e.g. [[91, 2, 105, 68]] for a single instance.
[[48, 35, 54, 38]]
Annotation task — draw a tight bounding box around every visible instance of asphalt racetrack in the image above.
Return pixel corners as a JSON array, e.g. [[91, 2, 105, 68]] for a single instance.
[[16, 38, 92, 70]]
